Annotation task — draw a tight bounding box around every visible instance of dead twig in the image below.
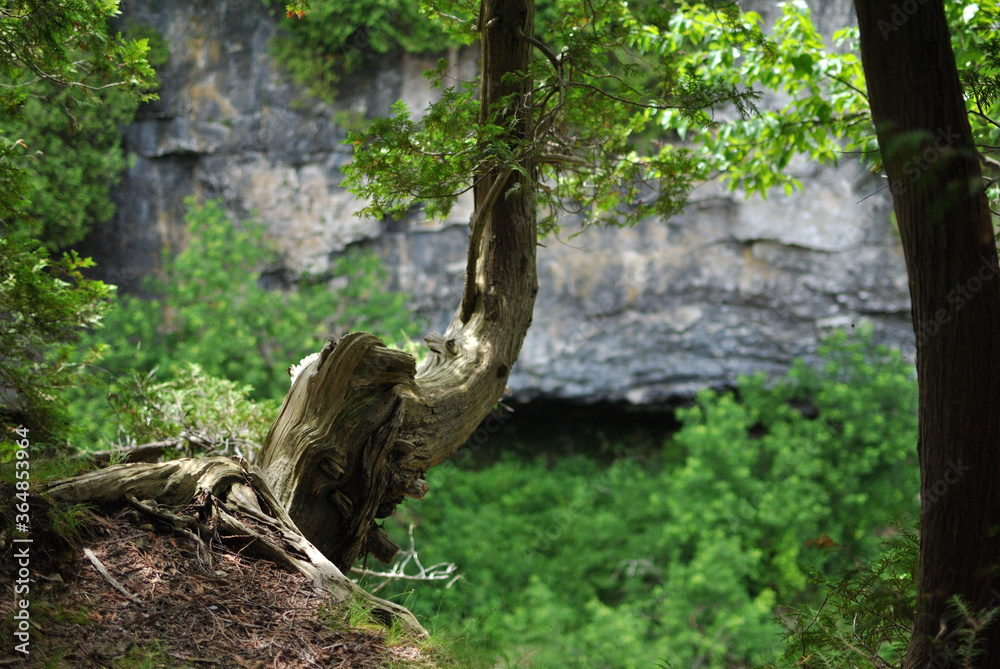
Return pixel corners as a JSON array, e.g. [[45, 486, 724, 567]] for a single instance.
[[83, 547, 143, 605], [350, 524, 462, 594]]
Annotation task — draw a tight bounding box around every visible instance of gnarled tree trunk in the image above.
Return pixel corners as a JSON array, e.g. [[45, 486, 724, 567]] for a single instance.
[[255, 0, 537, 571], [48, 0, 537, 634]]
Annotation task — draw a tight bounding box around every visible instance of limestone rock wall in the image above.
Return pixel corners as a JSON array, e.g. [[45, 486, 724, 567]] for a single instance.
[[82, 0, 914, 404]]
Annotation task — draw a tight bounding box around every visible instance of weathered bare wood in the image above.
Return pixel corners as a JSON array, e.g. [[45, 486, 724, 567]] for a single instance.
[[46, 457, 246, 505], [46, 0, 539, 634], [84, 548, 143, 604], [254, 0, 538, 571], [83, 433, 252, 466], [401, 0, 537, 471], [46, 457, 425, 636], [255, 333, 418, 569]]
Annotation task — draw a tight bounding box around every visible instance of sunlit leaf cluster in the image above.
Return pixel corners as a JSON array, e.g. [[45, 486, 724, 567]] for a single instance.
[[345, 83, 484, 221], [658, 0, 1000, 212], [340, 0, 1000, 235], [344, 0, 763, 235], [656, 1, 871, 198]]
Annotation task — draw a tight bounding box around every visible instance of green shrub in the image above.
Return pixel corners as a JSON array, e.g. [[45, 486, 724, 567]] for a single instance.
[[92, 363, 279, 460], [0, 237, 113, 451], [1, 83, 142, 250], [772, 529, 917, 669], [668, 327, 919, 596], [0, 0, 155, 451], [368, 328, 918, 668], [774, 524, 1000, 669], [0, 10, 158, 251]]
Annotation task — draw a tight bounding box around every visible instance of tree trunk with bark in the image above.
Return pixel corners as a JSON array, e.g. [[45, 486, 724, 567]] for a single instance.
[[47, 0, 537, 633], [255, 0, 537, 571], [854, 2, 1000, 666]]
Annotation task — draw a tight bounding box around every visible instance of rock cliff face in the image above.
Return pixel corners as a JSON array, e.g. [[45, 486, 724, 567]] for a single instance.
[[83, 0, 913, 405]]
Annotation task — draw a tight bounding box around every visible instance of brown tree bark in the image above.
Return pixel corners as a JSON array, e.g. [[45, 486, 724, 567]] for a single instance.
[[854, 2, 1000, 666]]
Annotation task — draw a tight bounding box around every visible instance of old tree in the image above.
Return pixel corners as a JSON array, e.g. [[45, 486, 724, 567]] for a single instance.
[[46, 0, 541, 633], [44, 0, 761, 634], [37, 0, 1000, 661]]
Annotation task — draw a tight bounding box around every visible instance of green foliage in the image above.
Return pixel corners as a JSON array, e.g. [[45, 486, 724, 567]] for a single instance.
[[70, 199, 419, 449], [0, 2, 154, 448], [345, 0, 1000, 236], [653, 1, 870, 197], [0, 136, 31, 224], [108, 644, 190, 669], [0, 1, 157, 105], [122, 20, 170, 69], [99, 198, 416, 398], [368, 330, 918, 668], [0, 0, 157, 249], [77, 364, 279, 460], [773, 530, 917, 669], [773, 528, 1000, 669], [346, 88, 484, 222], [673, 327, 919, 575], [263, 0, 454, 103], [656, 0, 1000, 212], [0, 237, 114, 450], [48, 502, 100, 547], [2, 82, 143, 249], [344, 0, 761, 234], [0, 446, 93, 484]]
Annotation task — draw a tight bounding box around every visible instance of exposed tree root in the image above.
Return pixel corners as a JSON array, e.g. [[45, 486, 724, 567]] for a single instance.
[[42, 1, 539, 644], [45, 456, 426, 637]]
